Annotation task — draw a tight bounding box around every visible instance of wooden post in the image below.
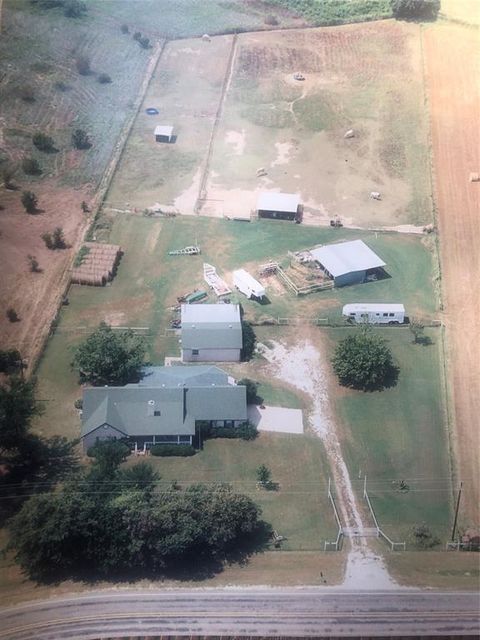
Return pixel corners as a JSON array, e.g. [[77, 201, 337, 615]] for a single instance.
[[451, 482, 463, 542]]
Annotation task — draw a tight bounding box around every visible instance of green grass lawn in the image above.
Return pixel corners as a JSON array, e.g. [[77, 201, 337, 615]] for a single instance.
[[125, 433, 338, 549], [330, 327, 452, 542]]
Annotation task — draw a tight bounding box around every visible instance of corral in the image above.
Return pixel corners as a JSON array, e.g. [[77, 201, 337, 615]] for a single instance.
[[106, 21, 432, 228]]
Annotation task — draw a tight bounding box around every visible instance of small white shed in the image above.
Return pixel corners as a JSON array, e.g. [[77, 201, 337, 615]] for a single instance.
[[154, 125, 174, 143], [342, 303, 405, 324], [233, 269, 266, 300]]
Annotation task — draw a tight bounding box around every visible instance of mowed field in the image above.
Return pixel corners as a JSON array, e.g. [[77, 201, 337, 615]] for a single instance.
[[423, 23, 480, 525], [108, 20, 432, 228]]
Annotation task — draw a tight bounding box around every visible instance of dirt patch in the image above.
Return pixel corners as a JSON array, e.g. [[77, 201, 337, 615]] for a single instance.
[[0, 179, 89, 367], [423, 24, 480, 524]]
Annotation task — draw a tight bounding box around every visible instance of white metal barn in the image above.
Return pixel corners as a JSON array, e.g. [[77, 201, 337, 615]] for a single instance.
[[233, 269, 266, 300], [154, 125, 174, 143], [310, 240, 386, 287], [342, 303, 405, 324], [180, 304, 242, 362]]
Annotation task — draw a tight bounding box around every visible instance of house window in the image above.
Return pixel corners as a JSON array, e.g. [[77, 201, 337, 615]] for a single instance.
[[154, 410, 161, 416], [192, 349, 199, 356], [179, 435, 191, 443], [388, 313, 395, 317]]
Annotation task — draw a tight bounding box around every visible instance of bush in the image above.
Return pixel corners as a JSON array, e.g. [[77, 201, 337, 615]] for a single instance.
[[54, 80, 69, 92], [64, 0, 87, 18], [410, 523, 440, 549], [133, 31, 142, 41], [72, 129, 91, 150], [391, 0, 440, 19], [1, 162, 17, 189], [75, 56, 91, 75], [138, 36, 150, 49], [0, 349, 22, 373], [33, 132, 54, 152], [120, 24, 129, 34], [238, 378, 259, 404], [42, 227, 66, 250], [241, 321, 257, 361], [74, 398, 83, 410], [18, 83, 35, 102], [22, 157, 41, 175], [21, 190, 38, 213], [150, 444, 196, 457], [265, 14, 279, 25], [27, 254, 41, 272], [97, 73, 111, 84], [200, 421, 258, 441], [6, 308, 19, 323]]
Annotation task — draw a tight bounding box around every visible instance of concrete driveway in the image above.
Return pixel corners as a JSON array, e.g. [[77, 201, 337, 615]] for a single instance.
[[248, 405, 303, 434]]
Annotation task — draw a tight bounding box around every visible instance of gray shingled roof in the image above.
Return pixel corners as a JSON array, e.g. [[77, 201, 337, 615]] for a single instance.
[[81, 366, 246, 438]]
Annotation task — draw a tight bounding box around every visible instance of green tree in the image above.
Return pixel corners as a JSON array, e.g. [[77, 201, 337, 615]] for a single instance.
[[331, 328, 398, 391], [17, 83, 35, 102], [87, 438, 130, 479], [97, 73, 112, 84], [27, 254, 41, 272], [391, 0, 440, 19], [72, 322, 147, 385], [6, 308, 19, 323], [21, 190, 38, 213], [42, 227, 66, 250], [410, 522, 440, 549], [75, 55, 91, 75], [238, 378, 259, 404], [116, 461, 159, 496], [22, 157, 42, 175], [1, 162, 17, 189], [0, 377, 40, 453], [256, 464, 271, 486], [241, 321, 257, 361], [32, 132, 55, 152], [64, 0, 87, 18], [72, 128, 91, 149], [0, 349, 22, 374]]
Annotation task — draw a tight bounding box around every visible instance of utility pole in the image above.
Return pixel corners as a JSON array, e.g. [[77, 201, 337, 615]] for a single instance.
[[451, 482, 463, 542]]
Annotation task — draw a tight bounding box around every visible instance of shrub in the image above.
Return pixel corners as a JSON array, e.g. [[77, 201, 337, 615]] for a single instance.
[[150, 444, 196, 457], [132, 31, 142, 41], [238, 378, 259, 404], [22, 157, 41, 175], [265, 14, 279, 25], [200, 421, 258, 441], [75, 56, 91, 75], [120, 24, 129, 34], [72, 128, 91, 149], [18, 83, 35, 102], [6, 308, 19, 322], [97, 73, 111, 84], [80, 200, 90, 213], [138, 36, 150, 49], [54, 80, 69, 92], [21, 190, 38, 213], [32, 132, 54, 152], [42, 227, 66, 250], [241, 321, 257, 361], [74, 398, 83, 409], [1, 163, 17, 189], [0, 349, 22, 373], [64, 0, 87, 18], [410, 523, 440, 549], [27, 254, 41, 272]]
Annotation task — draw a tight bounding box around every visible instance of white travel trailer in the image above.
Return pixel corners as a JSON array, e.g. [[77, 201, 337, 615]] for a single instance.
[[233, 269, 266, 300], [342, 303, 405, 325]]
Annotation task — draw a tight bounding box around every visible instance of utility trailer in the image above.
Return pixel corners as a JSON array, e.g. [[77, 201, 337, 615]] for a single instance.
[[343, 303, 405, 325], [233, 269, 266, 300]]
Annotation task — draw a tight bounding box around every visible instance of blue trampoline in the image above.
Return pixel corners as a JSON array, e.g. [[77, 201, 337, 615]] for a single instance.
[[146, 108, 159, 115]]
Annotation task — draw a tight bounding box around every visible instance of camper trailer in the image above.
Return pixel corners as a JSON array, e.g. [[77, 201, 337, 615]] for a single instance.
[[343, 303, 405, 325], [233, 269, 266, 300]]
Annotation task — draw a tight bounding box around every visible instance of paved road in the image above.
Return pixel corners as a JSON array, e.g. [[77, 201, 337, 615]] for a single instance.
[[0, 588, 478, 639]]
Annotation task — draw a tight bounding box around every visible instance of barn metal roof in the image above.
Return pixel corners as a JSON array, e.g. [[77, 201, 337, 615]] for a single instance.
[[310, 240, 386, 277], [257, 192, 300, 213], [154, 125, 174, 137], [181, 304, 240, 324]]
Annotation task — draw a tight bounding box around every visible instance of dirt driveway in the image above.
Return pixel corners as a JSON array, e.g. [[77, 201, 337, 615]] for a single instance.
[[423, 24, 480, 523]]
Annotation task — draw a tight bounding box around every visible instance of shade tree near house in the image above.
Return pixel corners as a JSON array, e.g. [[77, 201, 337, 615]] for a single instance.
[[331, 327, 398, 391], [72, 322, 147, 386]]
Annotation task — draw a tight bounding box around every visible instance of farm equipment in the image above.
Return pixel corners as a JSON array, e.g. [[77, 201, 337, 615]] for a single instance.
[[330, 218, 343, 228], [168, 245, 201, 256], [293, 72, 305, 81], [179, 290, 208, 304]]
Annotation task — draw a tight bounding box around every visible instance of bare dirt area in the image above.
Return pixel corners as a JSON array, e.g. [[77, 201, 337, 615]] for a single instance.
[[205, 21, 432, 227], [423, 24, 480, 524], [0, 181, 88, 366]]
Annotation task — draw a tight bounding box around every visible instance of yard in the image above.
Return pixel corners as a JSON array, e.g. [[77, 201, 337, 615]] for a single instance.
[[329, 327, 452, 542]]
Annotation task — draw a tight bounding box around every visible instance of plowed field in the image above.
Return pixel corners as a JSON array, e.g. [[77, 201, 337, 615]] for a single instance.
[[423, 24, 480, 523]]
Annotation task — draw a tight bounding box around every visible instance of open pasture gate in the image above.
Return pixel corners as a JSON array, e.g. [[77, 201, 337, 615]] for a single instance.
[[71, 242, 122, 286]]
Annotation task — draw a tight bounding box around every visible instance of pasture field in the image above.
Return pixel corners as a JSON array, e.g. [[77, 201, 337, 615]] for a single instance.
[[329, 327, 452, 542], [423, 22, 480, 524], [124, 433, 339, 549], [439, 0, 480, 24], [107, 20, 432, 227]]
